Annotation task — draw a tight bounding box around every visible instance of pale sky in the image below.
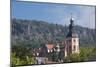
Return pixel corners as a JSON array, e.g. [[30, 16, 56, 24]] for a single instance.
[[12, 1, 96, 29]]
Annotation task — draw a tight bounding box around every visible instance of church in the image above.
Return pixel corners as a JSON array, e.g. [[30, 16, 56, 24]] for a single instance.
[[33, 15, 80, 64], [63, 15, 79, 57]]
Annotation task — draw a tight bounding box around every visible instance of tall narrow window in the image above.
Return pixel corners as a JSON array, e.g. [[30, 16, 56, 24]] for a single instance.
[[73, 45, 76, 51]]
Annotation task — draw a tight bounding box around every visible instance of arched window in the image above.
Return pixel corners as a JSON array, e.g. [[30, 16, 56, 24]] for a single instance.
[[73, 45, 76, 51], [73, 39, 76, 43]]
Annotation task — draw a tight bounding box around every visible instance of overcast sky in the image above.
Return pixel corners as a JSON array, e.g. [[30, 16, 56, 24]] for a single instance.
[[12, 1, 96, 29]]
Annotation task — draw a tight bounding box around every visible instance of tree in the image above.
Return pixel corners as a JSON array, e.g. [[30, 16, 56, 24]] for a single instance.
[[64, 53, 80, 63], [64, 47, 96, 62]]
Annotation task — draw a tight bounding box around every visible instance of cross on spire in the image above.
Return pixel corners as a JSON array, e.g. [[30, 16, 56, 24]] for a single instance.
[[71, 13, 73, 19], [66, 13, 78, 38], [70, 13, 74, 24]]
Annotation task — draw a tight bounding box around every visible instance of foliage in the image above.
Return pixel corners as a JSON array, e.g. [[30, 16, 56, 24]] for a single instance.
[[11, 54, 36, 66], [79, 47, 96, 61], [12, 19, 96, 48], [11, 52, 35, 66], [11, 19, 96, 65], [64, 47, 96, 63], [11, 45, 37, 66]]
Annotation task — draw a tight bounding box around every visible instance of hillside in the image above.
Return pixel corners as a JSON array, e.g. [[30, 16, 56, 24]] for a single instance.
[[11, 19, 96, 48]]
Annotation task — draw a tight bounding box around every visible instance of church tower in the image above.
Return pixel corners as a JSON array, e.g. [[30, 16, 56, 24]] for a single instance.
[[64, 14, 79, 58]]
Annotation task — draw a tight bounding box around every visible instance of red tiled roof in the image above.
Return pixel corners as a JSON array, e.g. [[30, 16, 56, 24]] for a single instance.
[[46, 44, 54, 50]]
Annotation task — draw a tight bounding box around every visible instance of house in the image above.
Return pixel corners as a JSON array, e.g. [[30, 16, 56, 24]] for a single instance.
[[45, 44, 55, 53], [35, 57, 48, 64]]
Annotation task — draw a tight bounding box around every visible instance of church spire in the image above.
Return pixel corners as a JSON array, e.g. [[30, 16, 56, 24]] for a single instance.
[[70, 13, 74, 26], [66, 14, 78, 38]]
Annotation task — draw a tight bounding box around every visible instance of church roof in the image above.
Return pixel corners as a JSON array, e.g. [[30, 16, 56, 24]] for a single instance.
[[66, 16, 78, 38], [66, 32, 78, 38], [45, 44, 54, 50]]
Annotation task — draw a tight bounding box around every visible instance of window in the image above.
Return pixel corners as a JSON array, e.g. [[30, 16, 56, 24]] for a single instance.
[[48, 49, 50, 53], [73, 39, 76, 43], [73, 45, 76, 51], [69, 45, 71, 51], [69, 39, 71, 42], [51, 50, 53, 52]]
